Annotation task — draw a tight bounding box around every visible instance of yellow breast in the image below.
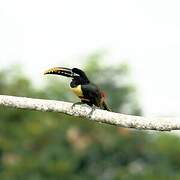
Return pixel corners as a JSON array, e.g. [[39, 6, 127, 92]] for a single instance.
[[71, 85, 83, 97]]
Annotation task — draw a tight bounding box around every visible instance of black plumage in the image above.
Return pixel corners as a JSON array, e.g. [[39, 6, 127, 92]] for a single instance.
[[44, 67, 110, 111]]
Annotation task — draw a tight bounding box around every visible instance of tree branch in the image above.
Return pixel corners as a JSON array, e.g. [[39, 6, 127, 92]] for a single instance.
[[0, 95, 179, 131]]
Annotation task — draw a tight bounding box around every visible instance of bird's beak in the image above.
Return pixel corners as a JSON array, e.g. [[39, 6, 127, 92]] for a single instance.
[[44, 67, 75, 77]]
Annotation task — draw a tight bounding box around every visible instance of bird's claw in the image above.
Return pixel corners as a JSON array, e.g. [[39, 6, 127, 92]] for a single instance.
[[71, 103, 96, 118], [88, 105, 96, 118], [71, 102, 84, 109]]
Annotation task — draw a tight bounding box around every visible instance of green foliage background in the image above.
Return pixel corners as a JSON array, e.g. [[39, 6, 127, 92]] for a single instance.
[[0, 57, 180, 180]]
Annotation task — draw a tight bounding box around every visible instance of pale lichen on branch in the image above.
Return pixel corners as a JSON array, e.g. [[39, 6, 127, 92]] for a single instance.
[[0, 95, 179, 131]]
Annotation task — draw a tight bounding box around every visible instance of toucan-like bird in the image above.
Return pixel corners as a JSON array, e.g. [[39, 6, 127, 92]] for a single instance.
[[44, 67, 110, 111]]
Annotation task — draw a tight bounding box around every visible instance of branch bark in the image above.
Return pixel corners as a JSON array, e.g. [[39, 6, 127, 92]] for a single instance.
[[0, 95, 179, 131]]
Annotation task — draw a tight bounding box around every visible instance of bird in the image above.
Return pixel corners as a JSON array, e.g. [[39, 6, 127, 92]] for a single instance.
[[44, 67, 110, 111]]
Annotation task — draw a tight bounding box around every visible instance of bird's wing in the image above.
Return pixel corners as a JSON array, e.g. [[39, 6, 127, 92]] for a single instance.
[[81, 83, 101, 100]]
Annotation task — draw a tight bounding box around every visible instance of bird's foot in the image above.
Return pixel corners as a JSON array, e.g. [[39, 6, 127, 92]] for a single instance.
[[71, 102, 96, 118], [71, 102, 85, 109], [88, 105, 96, 118]]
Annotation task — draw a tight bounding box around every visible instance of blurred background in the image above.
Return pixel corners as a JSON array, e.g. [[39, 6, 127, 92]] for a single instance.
[[1, 0, 180, 179]]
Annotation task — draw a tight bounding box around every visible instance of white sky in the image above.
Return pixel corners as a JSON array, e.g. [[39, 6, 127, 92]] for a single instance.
[[1, 0, 180, 116]]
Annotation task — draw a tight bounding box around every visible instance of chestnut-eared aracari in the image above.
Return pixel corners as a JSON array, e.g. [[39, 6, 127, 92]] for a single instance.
[[44, 67, 110, 111]]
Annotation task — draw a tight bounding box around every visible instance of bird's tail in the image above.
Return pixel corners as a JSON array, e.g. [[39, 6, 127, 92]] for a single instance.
[[102, 101, 111, 111]]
